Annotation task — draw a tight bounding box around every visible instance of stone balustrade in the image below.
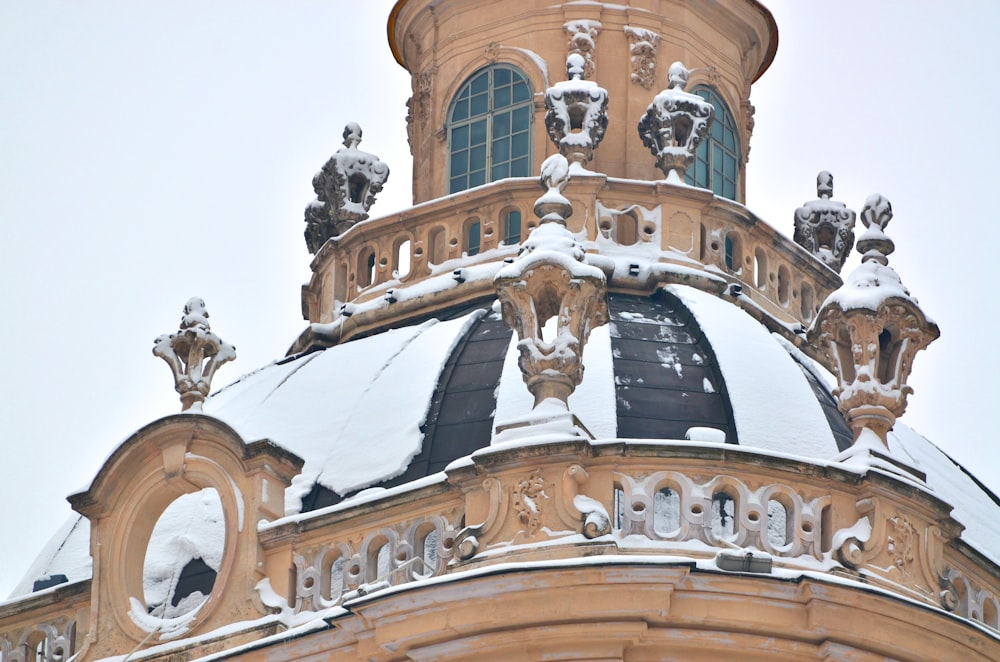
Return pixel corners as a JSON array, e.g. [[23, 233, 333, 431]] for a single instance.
[[4, 439, 998, 659], [257, 440, 999, 633], [301, 175, 842, 341]]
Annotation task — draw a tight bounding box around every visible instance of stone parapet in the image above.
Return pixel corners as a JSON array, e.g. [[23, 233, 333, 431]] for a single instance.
[[299, 175, 842, 351]]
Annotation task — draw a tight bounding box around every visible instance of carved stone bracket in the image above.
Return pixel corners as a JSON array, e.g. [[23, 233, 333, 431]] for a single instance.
[[638, 62, 714, 182], [564, 20, 601, 80], [808, 194, 939, 448], [557, 465, 611, 538], [544, 54, 609, 169], [153, 298, 236, 411], [793, 171, 857, 273], [495, 155, 609, 412], [304, 123, 390, 254], [624, 26, 659, 89], [455, 477, 506, 560]]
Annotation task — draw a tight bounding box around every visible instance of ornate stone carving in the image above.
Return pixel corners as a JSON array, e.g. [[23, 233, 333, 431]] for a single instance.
[[153, 298, 236, 411], [494, 155, 609, 411], [484, 41, 501, 63], [808, 195, 939, 449], [0, 621, 75, 662], [414, 67, 436, 123], [304, 123, 390, 254], [564, 20, 601, 80], [616, 470, 829, 559], [512, 470, 548, 538], [557, 465, 611, 539], [624, 26, 659, 89], [455, 477, 505, 560], [887, 514, 917, 576], [793, 172, 857, 273], [544, 54, 609, 169], [404, 97, 414, 154], [638, 62, 714, 182], [289, 516, 456, 610], [741, 101, 755, 164]]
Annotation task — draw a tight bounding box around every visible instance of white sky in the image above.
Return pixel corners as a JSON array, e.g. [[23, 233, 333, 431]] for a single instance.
[[1, 1, 997, 598]]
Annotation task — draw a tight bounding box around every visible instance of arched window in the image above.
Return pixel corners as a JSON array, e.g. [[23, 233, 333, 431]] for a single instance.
[[447, 65, 532, 194], [502, 209, 522, 246], [464, 219, 481, 256], [684, 87, 739, 200]]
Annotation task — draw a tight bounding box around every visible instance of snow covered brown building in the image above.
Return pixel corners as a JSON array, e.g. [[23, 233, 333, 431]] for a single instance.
[[3, 1, 999, 660]]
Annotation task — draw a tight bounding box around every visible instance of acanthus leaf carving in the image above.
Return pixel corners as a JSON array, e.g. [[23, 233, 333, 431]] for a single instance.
[[564, 19, 601, 80], [512, 469, 548, 538], [624, 26, 659, 89]]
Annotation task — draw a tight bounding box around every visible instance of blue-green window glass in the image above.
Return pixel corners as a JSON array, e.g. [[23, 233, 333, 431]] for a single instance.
[[503, 210, 522, 246], [466, 221, 481, 256], [684, 87, 740, 200], [448, 66, 532, 194]]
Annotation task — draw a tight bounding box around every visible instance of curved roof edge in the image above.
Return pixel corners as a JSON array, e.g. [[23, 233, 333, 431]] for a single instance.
[[387, 0, 779, 82]]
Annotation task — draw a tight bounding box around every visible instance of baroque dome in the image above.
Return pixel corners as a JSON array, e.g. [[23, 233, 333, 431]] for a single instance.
[[4, 1, 999, 660]]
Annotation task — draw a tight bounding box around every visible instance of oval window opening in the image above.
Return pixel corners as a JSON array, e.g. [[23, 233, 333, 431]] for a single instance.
[[143, 487, 225, 619]]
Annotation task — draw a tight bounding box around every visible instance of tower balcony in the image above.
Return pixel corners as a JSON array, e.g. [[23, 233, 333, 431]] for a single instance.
[[298, 174, 841, 352]]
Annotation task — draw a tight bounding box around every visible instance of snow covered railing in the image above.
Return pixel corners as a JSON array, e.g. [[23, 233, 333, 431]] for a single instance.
[[254, 438, 997, 631], [299, 174, 842, 350]]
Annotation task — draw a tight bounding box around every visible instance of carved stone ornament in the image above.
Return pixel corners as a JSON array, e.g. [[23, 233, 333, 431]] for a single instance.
[[153, 298, 237, 411], [495, 154, 608, 410], [512, 470, 548, 538], [808, 194, 939, 448], [564, 19, 601, 80], [794, 171, 857, 273], [544, 54, 609, 169], [1, 621, 75, 662], [624, 26, 659, 89], [304, 123, 390, 254], [638, 62, 714, 182]]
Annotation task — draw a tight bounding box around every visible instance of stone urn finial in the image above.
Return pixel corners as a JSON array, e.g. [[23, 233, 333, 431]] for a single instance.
[[637, 62, 714, 182], [153, 298, 237, 411], [544, 54, 609, 170], [494, 155, 608, 420], [793, 171, 857, 272], [304, 123, 390, 254], [808, 195, 939, 455]]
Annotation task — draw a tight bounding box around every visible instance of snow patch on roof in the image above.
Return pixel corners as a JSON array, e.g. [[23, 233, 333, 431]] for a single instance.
[[205, 311, 484, 512], [667, 284, 837, 457], [493, 321, 616, 440], [889, 423, 1000, 565], [9, 513, 91, 599]]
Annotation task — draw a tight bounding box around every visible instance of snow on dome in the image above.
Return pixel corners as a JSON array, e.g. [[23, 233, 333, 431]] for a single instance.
[[7, 514, 91, 599], [667, 284, 838, 458], [203, 311, 484, 512], [888, 424, 1000, 565]]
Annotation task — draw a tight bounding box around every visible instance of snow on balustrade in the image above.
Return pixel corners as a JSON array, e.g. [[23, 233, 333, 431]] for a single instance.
[[245, 431, 999, 631]]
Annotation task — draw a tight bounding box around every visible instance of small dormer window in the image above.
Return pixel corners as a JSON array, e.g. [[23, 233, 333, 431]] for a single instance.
[[448, 65, 533, 194], [684, 86, 739, 200]]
